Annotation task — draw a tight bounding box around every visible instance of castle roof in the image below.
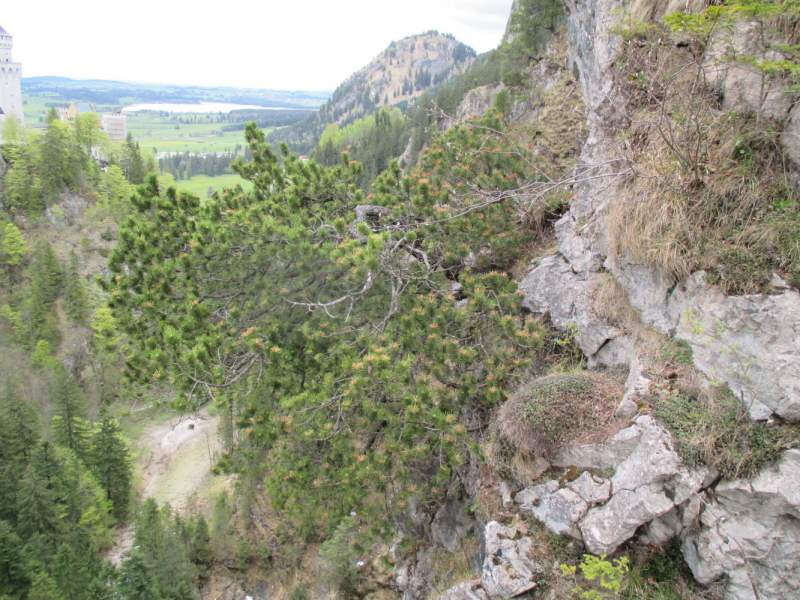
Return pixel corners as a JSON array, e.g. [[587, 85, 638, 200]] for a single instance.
[[0, 26, 9, 36]]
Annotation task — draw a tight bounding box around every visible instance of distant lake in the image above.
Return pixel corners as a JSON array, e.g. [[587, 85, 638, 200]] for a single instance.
[[122, 102, 312, 113]]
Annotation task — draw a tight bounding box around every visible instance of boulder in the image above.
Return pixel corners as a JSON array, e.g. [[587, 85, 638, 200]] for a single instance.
[[616, 355, 651, 419], [531, 488, 588, 537], [480, 521, 542, 598], [519, 255, 629, 366], [515, 480, 559, 508], [580, 483, 676, 555], [550, 420, 642, 471], [437, 581, 488, 600], [610, 416, 680, 493]]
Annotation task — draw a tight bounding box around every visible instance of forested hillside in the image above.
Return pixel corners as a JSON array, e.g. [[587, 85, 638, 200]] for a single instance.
[[268, 31, 476, 156]]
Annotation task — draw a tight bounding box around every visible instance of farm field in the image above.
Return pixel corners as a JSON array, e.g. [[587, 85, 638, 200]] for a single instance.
[[172, 173, 253, 197], [125, 110, 271, 155]]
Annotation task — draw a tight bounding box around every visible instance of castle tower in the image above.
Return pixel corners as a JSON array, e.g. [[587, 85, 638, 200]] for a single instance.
[[0, 25, 26, 129]]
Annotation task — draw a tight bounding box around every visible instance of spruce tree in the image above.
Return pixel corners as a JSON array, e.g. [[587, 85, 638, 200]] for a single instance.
[[27, 572, 63, 600], [39, 110, 74, 198], [1, 223, 28, 269], [0, 519, 29, 599], [29, 240, 62, 347], [0, 384, 40, 522], [16, 465, 60, 542], [63, 251, 89, 325], [50, 371, 91, 460], [87, 408, 131, 519]]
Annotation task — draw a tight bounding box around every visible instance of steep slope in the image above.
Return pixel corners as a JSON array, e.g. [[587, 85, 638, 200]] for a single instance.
[[267, 31, 476, 154]]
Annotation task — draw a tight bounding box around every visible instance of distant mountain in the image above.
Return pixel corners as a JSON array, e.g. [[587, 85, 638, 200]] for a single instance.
[[268, 31, 476, 154], [21, 77, 330, 109]]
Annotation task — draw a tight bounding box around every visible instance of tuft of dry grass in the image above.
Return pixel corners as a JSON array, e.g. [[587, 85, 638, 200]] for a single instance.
[[485, 372, 625, 483], [606, 22, 800, 294]]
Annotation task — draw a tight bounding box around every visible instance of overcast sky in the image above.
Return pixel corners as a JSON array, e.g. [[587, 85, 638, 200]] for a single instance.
[[2, 0, 515, 91]]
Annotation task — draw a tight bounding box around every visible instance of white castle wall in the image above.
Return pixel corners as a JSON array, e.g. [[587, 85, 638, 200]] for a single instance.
[[0, 28, 25, 128]]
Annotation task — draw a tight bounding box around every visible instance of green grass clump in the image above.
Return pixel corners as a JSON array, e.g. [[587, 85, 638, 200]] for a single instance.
[[652, 388, 799, 479]]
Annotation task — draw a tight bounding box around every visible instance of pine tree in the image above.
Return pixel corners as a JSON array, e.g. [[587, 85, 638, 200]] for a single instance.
[[87, 408, 131, 519], [104, 115, 546, 527]]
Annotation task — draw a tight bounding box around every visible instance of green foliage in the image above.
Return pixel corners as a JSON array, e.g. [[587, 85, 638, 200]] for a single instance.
[[652, 386, 799, 479], [87, 408, 132, 519], [508, 0, 567, 56], [0, 520, 29, 599], [27, 572, 62, 600], [50, 370, 91, 459], [189, 515, 212, 569], [104, 114, 547, 527], [28, 240, 63, 348], [1, 224, 28, 268], [561, 555, 629, 599], [119, 500, 196, 600], [287, 586, 310, 600], [31, 340, 59, 370], [38, 112, 75, 199], [90, 305, 120, 353], [0, 380, 115, 600], [63, 251, 89, 325], [667, 0, 800, 80], [209, 493, 234, 561], [318, 516, 364, 594]]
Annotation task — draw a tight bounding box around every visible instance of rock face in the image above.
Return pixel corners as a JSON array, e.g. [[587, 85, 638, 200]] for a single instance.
[[672, 273, 800, 423], [519, 255, 628, 366], [431, 496, 474, 553], [684, 450, 800, 600]]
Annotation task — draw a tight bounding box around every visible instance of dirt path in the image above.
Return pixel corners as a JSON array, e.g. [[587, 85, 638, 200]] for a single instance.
[[107, 410, 224, 564]]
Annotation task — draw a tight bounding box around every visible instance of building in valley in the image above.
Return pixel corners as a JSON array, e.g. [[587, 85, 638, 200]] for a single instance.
[[101, 112, 127, 140]]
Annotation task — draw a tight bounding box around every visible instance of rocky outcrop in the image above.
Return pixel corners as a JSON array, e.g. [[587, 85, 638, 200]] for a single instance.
[[513, 416, 712, 556], [684, 450, 800, 600], [433, 518, 546, 600], [519, 255, 630, 367]]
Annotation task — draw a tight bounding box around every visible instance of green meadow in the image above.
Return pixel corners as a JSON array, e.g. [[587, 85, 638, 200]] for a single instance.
[[172, 173, 254, 197]]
